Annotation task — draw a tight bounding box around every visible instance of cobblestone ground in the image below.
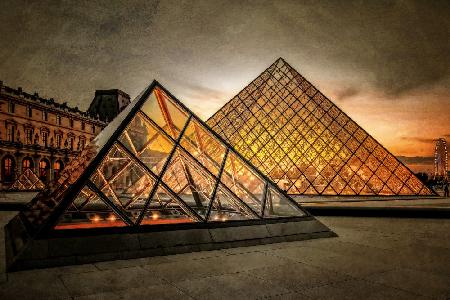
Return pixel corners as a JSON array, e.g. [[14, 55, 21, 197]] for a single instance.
[[1, 212, 449, 299]]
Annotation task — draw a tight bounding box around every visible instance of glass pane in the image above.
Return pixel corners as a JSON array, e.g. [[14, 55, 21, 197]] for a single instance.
[[221, 152, 265, 214], [208, 185, 258, 222], [140, 91, 168, 133], [54, 185, 126, 230], [141, 88, 189, 139], [95, 144, 131, 184], [140, 184, 199, 225], [119, 113, 155, 154], [162, 91, 189, 138], [10, 169, 45, 190], [205, 59, 435, 198], [180, 119, 227, 176], [90, 142, 156, 222], [162, 149, 216, 219], [119, 113, 175, 176], [263, 187, 305, 218]]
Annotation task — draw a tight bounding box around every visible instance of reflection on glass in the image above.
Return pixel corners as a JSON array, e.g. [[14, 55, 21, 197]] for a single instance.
[[208, 185, 257, 221], [119, 112, 174, 175], [264, 187, 305, 218], [140, 185, 197, 225], [55, 185, 127, 230], [29, 83, 308, 231], [221, 152, 265, 214], [162, 149, 216, 219], [180, 119, 226, 176]]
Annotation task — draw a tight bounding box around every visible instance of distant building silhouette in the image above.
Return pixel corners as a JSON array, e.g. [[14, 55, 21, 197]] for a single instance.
[[87, 89, 130, 122]]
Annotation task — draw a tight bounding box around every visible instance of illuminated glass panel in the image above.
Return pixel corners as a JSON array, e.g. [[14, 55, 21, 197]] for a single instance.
[[9, 168, 45, 191], [208, 184, 258, 221], [22, 84, 311, 231], [264, 187, 306, 218], [207, 58, 434, 196], [221, 152, 265, 214], [119, 112, 174, 175], [162, 149, 216, 219], [140, 184, 198, 225], [180, 119, 227, 176], [55, 185, 126, 230]]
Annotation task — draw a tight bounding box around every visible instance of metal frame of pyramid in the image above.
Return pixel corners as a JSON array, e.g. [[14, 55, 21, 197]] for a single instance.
[[9, 169, 45, 191], [6, 81, 332, 270], [207, 58, 437, 197]]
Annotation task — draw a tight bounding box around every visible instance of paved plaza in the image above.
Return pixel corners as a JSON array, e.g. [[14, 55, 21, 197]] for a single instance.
[[1, 211, 449, 299]]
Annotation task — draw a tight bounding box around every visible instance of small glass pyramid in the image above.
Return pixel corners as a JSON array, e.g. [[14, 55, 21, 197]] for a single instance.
[[21, 82, 307, 232], [9, 169, 45, 191], [207, 58, 436, 197]]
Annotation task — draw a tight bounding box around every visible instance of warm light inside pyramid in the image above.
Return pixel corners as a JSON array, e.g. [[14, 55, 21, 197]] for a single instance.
[[9, 168, 45, 191], [23, 86, 307, 230], [207, 59, 434, 197]]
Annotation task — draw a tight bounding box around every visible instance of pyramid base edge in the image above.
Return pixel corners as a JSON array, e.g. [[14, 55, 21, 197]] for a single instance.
[[6, 218, 336, 271]]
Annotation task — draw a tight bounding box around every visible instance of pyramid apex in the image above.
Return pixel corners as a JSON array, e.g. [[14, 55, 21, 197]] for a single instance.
[[207, 58, 437, 198], [271, 57, 291, 69]]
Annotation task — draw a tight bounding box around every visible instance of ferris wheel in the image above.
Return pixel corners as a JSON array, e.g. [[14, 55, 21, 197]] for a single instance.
[[434, 138, 448, 180]]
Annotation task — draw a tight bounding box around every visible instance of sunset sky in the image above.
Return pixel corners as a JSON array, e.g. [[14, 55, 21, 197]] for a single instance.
[[1, 0, 448, 173]]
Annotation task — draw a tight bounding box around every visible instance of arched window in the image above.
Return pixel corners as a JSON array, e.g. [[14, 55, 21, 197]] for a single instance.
[[2, 156, 15, 183], [53, 160, 64, 179], [22, 157, 34, 173], [39, 159, 50, 182]]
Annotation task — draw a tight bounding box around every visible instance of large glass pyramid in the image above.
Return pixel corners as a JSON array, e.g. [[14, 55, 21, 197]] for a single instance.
[[20, 82, 308, 232], [207, 58, 435, 197]]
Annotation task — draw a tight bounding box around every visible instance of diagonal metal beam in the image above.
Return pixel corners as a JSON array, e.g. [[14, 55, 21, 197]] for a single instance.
[[154, 89, 203, 208], [204, 149, 229, 221], [87, 180, 134, 226]]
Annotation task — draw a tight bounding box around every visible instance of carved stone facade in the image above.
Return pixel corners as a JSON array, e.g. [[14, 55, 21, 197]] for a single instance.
[[0, 81, 130, 190]]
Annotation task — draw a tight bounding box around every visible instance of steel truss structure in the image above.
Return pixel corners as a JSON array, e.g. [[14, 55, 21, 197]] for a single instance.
[[9, 168, 45, 191], [208, 58, 435, 196], [19, 81, 307, 234]]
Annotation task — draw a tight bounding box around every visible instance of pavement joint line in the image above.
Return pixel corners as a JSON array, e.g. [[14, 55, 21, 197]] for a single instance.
[[159, 277, 197, 300], [57, 273, 73, 298], [301, 238, 402, 254], [357, 272, 436, 299], [301, 275, 428, 299], [242, 261, 355, 293], [256, 290, 306, 299], [60, 268, 163, 298], [256, 249, 302, 262]]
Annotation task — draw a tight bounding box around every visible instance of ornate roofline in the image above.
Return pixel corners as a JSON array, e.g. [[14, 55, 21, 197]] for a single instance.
[[0, 81, 107, 125]]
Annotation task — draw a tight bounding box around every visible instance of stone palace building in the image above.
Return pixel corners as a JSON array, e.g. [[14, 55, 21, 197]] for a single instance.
[[0, 81, 130, 190]]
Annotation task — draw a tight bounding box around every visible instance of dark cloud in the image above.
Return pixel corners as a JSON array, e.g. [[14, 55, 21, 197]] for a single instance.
[[396, 156, 434, 165], [0, 0, 449, 109], [334, 86, 360, 101], [401, 136, 437, 144]]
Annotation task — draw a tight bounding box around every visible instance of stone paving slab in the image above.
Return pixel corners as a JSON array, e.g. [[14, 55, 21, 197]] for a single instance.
[[242, 261, 352, 291], [60, 266, 166, 297], [73, 283, 192, 300], [363, 268, 450, 299], [300, 278, 430, 300], [0, 214, 449, 299], [175, 273, 291, 300]]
